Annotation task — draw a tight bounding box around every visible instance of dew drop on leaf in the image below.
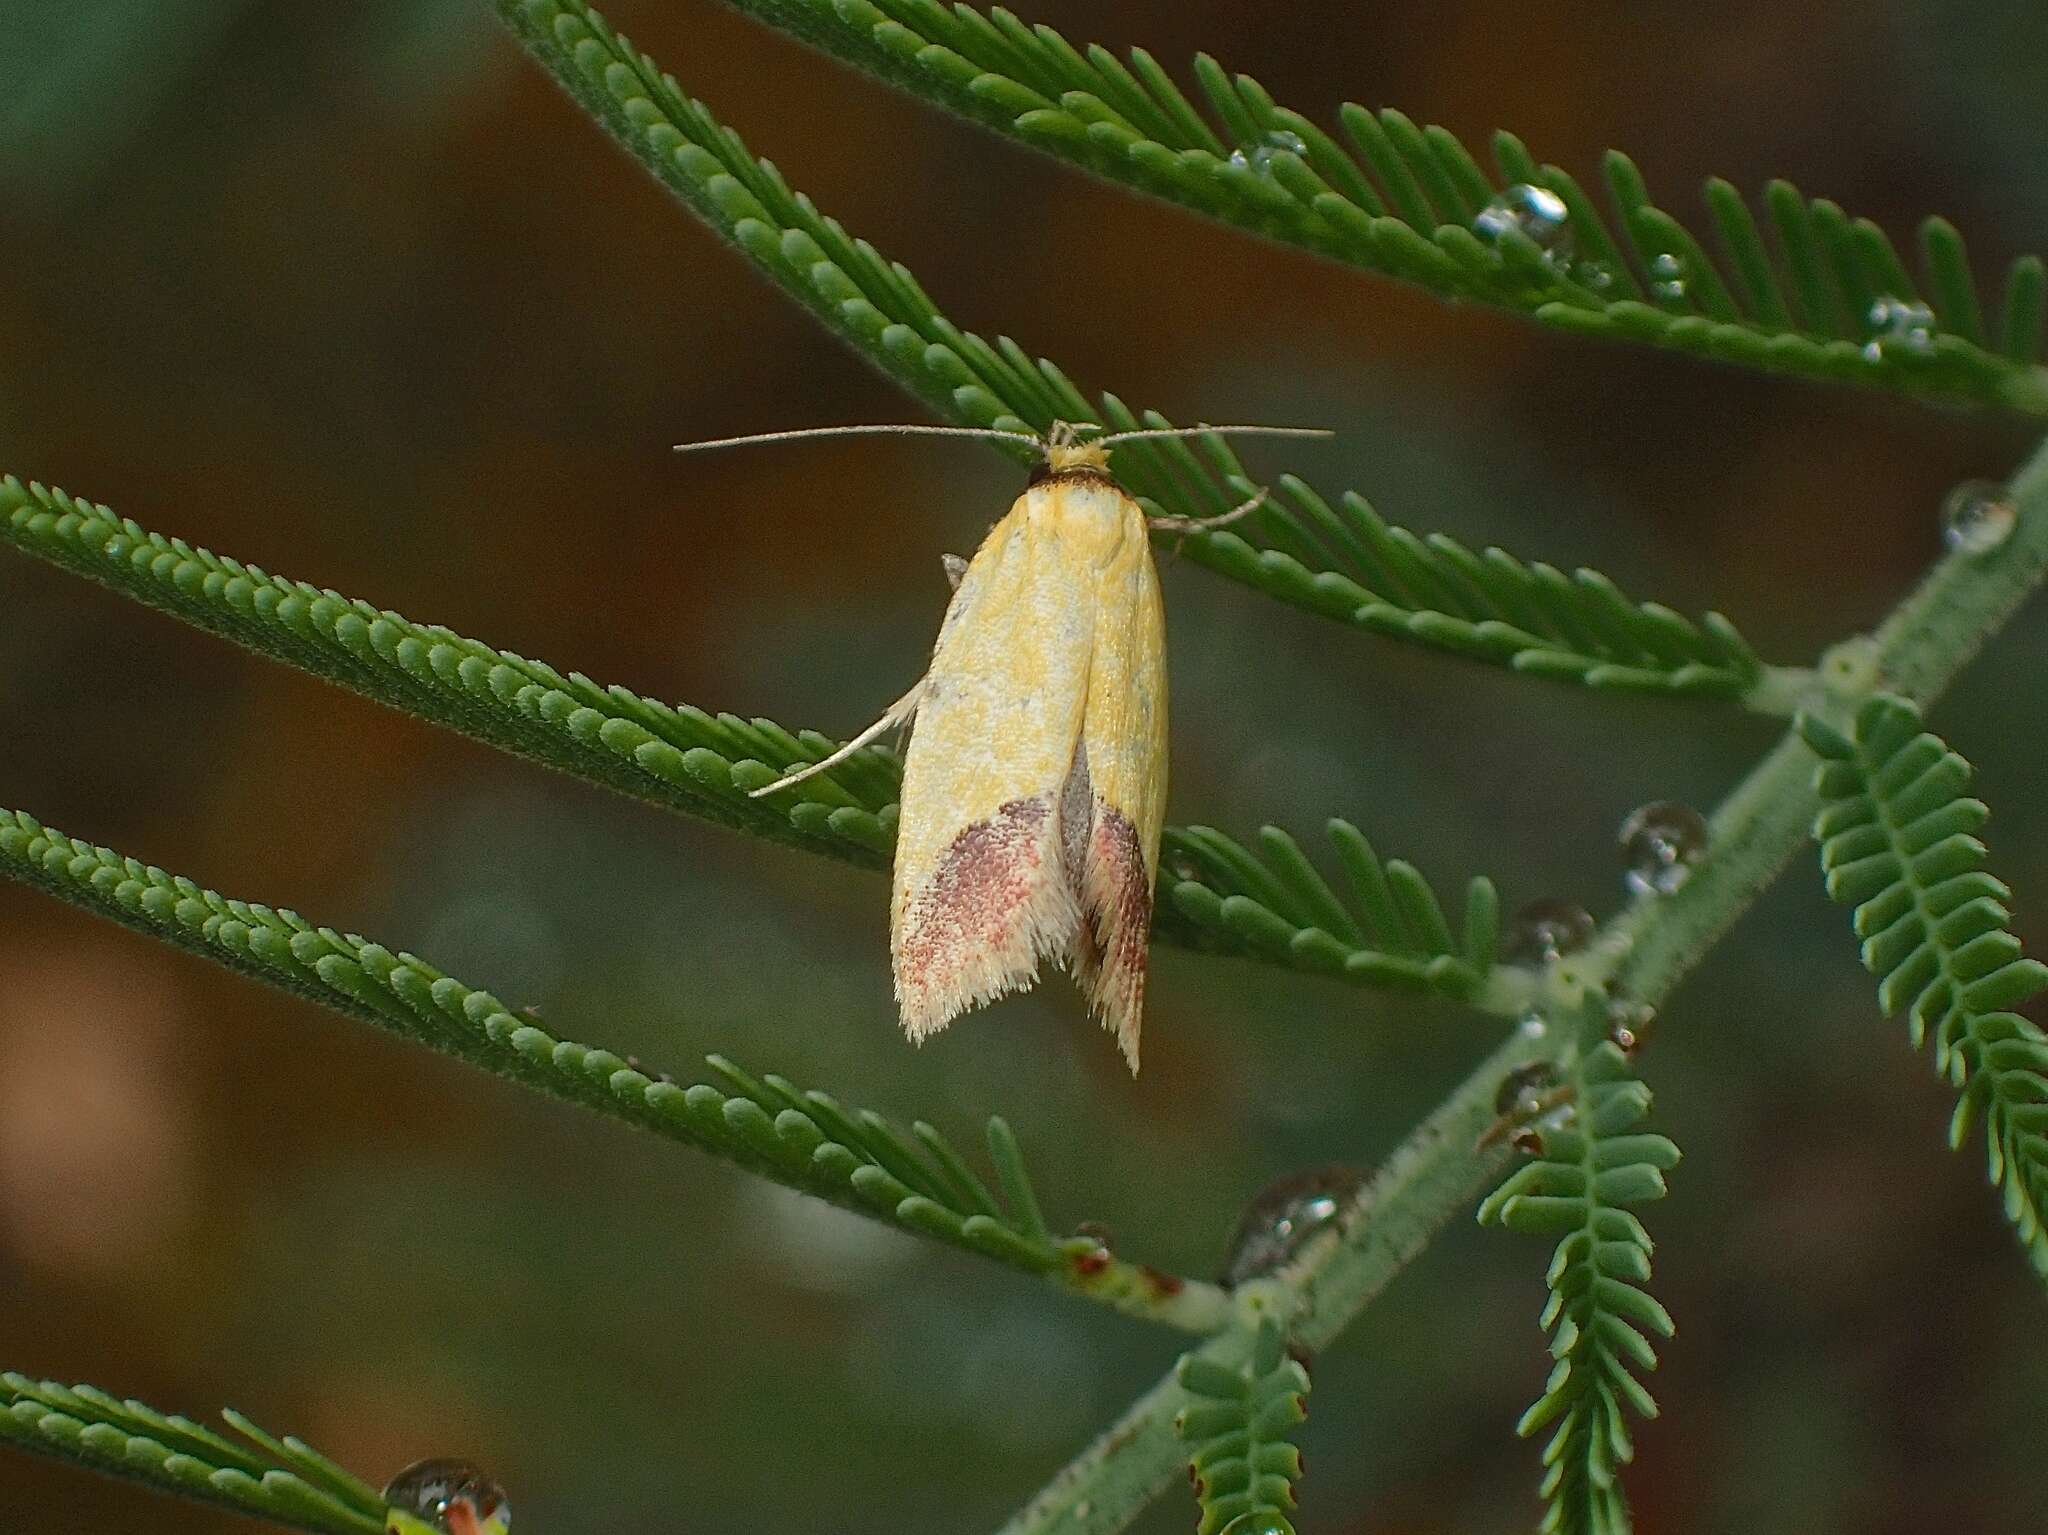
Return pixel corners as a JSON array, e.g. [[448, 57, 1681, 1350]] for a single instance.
[[383, 1460, 511, 1535], [1863, 295, 1937, 361], [1618, 800, 1708, 897], [1220, 1164, 1366, 1286], [1941, 479, 2017, 554], [1227, 128, 1308, 174], [1507, 898, 1595, 964], [1217, 1513, 1298, 1535], [1473, 183, 1572, 266], [1648, 252, 1688, 303]]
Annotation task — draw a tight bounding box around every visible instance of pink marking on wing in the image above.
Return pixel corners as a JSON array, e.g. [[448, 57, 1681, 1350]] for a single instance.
[[898, 798, 1048, 979], [1079, 802, 1151, 1070], [895, 796, 1078, 1037]]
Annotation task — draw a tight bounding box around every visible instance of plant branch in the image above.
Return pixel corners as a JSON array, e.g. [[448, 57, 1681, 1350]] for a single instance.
[[0, 1375, 385, 1535], [1, 476, 1518, 1008], [0, 809, 1229, 1333], [996, 428, 2048, 1531], [482, 0, 1772, 700], [701, 0, 2048, 414]]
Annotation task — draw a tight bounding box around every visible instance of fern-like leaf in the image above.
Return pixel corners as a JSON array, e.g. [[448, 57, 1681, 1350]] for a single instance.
[[1160, 820, 1499, 1001], [1478, 991, 1678, 1535], [479, 3, 1770, 697], [0, 807, 1234, 1329], [699, 0, 2048, 414], [1174, 1317, 1309, 1535], [1799, 693, 2048, 1273], [0, 1375, 385, 1535], [1, 478, 1512, 1005]]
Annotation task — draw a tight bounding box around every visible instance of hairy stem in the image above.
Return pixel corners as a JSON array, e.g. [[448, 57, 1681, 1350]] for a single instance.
[[1002, 430, 2048, 1532]]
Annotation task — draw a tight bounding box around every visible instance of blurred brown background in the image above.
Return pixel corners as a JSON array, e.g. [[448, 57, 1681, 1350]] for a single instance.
[[4, 2, 2048, 1531]]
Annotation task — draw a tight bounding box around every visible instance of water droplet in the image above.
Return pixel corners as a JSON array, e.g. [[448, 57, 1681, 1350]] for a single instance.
[[1167, 854, 1205, 884], [1072, 1219, 1115, 1250], [1607, 999, 1656, 1055], [1518, 1010, 1547, 1040], [1507, 899, 1595, 965], [383, 1460, 510, 1535], [1618, 800, 1708, 897], [1648, 252, 1688, 303], [1227, 128, 1308, 174], [1941, 479, 2017, 554], [1494, 1061, 1560, 1117], [1220, 1165, 1366, 1286], [1217, 1514, 1297, 1535], [1473, 184, 1573, 267], [1571, 259, 1616, 293], [1863, 295, 1936, 361]]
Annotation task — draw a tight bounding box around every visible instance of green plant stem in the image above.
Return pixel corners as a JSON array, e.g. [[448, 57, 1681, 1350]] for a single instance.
[[999, 430, 2048, 1533]]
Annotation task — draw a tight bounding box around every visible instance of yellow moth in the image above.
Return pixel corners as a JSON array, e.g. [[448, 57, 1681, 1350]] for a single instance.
[[680, 419, 1326, 1072]]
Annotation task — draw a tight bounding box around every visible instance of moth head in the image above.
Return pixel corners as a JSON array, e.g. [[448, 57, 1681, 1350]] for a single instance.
[[1032, 420, 1114, 484]]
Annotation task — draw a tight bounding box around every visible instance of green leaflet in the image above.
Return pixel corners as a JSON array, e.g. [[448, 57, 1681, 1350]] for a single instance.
[[0, 1375, 385, 1535], [1160, 821, 1500, 1002], [1478, 992, 1679, 1535], [0, 476, 1510, 1006], [1800, 694, 2048, 1274], [1174, 1318, 1309, 1535], [482, 1, 1770, 698], [0, 806, 1236, 1331], [700, 0, 2048, 414]]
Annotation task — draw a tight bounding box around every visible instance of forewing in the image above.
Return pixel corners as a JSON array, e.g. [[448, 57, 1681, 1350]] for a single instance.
[[1070, 497, 1169, 1072], [891, 498, 1095, 1040]]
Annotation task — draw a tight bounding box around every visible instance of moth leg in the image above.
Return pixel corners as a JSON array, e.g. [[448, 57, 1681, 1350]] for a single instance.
[[940, 553, 969, 591], [1145, 485, 1269, 536], [747, 675, 926, 798]]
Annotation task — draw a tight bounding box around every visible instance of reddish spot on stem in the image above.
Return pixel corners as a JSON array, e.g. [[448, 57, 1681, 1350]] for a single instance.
[[1139, 1264, 1185, 1298]]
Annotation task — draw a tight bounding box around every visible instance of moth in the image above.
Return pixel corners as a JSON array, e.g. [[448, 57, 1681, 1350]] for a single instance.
[[681, 419, 1325, 1072]]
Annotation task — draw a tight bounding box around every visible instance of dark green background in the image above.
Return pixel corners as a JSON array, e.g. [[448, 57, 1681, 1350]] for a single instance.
[[3, 2, 2046, 1530]]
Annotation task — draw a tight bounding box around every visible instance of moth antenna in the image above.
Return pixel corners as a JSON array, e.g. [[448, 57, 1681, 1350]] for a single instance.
[[674, 423, 1042, 454], [1092, 424, 1334, 447]]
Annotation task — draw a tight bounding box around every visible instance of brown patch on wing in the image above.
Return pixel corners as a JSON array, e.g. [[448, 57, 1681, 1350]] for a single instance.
[[1077, 802, 1152, 1073], [894, 795, 1080, 1042]]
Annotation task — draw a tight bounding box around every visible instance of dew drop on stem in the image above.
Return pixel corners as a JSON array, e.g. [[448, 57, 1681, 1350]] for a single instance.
[[383, 1459, 511, 1535], [1941, 479, 2017, 554], [1607, 999, 1656, 1055], [1507, 898, 1595, 965], [1618, 800, 1708, 897], [1220, 1165, 1366, 1286], [1494, 1061, 1560, 1117]]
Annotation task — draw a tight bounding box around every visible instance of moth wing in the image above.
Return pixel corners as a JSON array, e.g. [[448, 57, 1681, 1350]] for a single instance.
[[1069, 500, 1168, 1072], [891, 499, 1095, 1042]]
